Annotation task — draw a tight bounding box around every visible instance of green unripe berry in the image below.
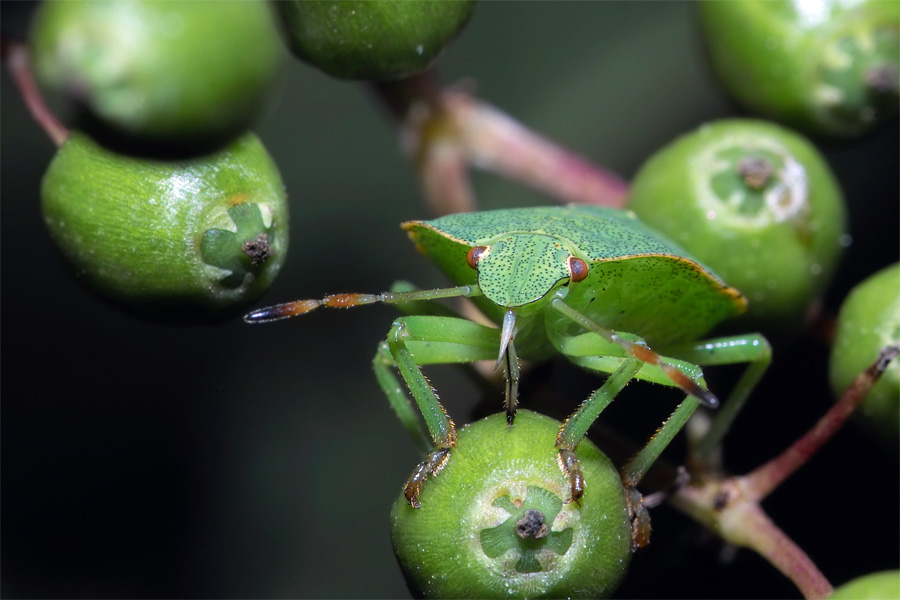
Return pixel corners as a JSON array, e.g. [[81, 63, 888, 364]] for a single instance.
[[31, 0, 284, 145], [41, 132, 289, 322], [829, 570, 900, 599], [390, 410, 632, 599], [276, 0, 474, 81], [628, 119, 847, 335], [829, 263, 900, 447], [698, 0, 900, 138]]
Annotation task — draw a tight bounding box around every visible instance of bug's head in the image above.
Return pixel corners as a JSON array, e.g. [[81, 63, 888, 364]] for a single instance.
[[465, 234, 589, 315]]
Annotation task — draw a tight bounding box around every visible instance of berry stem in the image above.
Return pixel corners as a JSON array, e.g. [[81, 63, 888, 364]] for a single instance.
[[371, 69, 444, 121], [742, 343, 900, 500], [2, 38, 68, 147], [443, 89, 629, 209], [373, 71, 476, 215], [668, 345, 899, 598], [590, 346, 900, 598], [673, 480, 833, 599], [370, 69, 628, 215]]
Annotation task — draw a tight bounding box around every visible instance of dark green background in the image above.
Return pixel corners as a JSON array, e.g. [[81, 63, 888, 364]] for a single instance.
[[2, 2, 897, 597]]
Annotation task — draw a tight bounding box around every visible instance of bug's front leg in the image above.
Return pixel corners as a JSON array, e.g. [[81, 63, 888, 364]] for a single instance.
[[373, 315, 503, 507], [402, 447, 453, 508], [376, 320, 457, 508]]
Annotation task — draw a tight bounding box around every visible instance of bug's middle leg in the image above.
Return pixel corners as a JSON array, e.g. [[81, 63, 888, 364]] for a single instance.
[[546, 316, 713, 548], [554, 356, 642, 504], [553, 353, 702, 547]]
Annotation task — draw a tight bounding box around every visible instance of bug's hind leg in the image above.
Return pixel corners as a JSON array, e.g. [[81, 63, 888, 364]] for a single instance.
[[551, 336, 708, 549], [621, 394, 701, 488]]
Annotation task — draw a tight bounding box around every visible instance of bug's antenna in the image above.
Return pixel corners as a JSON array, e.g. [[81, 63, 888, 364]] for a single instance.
[[244, 299, 325, 322], [244, 284, 483, 324]]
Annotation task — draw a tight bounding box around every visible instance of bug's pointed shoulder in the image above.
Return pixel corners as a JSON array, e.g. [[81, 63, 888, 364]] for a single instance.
[[401, 218, 475, 250], [401, 217, 482, 267], [401, 218, 427, 241], [400, 219, 429, 236]]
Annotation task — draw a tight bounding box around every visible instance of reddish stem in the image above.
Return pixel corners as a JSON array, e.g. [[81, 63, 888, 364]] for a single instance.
[[370, 70, 629, 215], [444, 90, 629, 209], [737, 506, 831, 599], [371, 70, 444, 121], [372, 72, 477, 215], [667, 346, 899, 598], [3, 39, 68, 147], [674, 480, 833, 599], [415, 133, 477, 216], [742, 344, 900, 500]]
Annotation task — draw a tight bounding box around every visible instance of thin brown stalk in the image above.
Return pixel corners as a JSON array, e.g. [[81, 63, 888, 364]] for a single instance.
[[673, 479, 833, 599], [445, 90, 629, 208], [370, 71, 629, 214], [743, 344, 899, 500]]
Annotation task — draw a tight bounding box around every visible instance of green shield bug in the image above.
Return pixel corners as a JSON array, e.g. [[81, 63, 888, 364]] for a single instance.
[[245, 205, 771, 547]]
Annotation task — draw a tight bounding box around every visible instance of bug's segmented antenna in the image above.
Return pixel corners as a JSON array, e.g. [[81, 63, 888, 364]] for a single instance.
[[244, 294, 382, 323], [244, 299, 324, 323], [244, 285, 483, 324]]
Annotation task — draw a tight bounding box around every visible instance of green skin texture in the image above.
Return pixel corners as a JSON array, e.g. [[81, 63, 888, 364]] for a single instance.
[[277, 0, 474, 81], [829, 263, 900, 447], [628, 119, 846, 335], [828, 570, 900, 599], [390, 410, 632, 599], [31, 0, 284, 142], [42, 132, 288, 321], [698, 0, 900, 138]]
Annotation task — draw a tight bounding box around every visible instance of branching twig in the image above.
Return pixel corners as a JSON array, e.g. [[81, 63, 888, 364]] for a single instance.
[[443, 90, 629, 209], [371, 70, 628, 215], [673, 479, 833, 599], [670, 345, 899, 599]]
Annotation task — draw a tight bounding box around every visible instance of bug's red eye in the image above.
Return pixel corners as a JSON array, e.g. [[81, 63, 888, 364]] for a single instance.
[[568, 256, 589, 282], [466, 246, 488, 270]]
